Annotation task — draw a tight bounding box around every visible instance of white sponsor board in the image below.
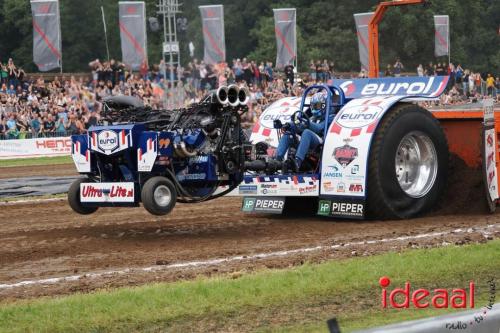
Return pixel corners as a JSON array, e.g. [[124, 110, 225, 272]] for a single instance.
[[238, 175, 319, 197], [0, 137, 71, 159], [80, 182, 135, 203]]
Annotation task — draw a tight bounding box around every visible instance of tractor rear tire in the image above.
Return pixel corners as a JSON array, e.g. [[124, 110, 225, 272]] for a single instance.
[[68, 178, 99, 215], [141, 176, 177, 216], [367, 104, 448, 219]]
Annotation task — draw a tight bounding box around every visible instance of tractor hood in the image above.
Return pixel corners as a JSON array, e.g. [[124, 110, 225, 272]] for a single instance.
[[88, 124, 144, 156]]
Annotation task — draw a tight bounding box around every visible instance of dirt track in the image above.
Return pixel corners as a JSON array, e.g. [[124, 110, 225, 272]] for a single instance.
[[0, 163, 77, 179], [1, 162, 500, 301]]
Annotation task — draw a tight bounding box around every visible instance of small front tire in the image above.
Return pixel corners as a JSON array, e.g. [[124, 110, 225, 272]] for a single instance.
[[68, 178, 99, 215], [141, 177, 177, 216]]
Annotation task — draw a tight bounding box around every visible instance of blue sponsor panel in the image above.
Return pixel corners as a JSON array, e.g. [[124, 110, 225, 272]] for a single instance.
[[175, 154, 218, 183], [333, 76, 449, 99]]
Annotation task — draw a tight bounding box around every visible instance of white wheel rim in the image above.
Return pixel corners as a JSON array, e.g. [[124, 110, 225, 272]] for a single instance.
[[154, 185, 172, 207], [395, 131, 438, 198]]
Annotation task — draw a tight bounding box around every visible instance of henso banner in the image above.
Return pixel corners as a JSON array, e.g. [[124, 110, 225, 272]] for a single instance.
[[0, 137, 71, 159], [30, 0, 62, 72], [199, 5, 226, 64], [434, 15, 449, 57], [273, 8, 296, 69], [119, 2, 148, 71], [353, 12, 373, 72]]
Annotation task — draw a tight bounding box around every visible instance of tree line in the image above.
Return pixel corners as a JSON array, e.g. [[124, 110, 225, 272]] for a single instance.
[[0, 0, 498, 74]]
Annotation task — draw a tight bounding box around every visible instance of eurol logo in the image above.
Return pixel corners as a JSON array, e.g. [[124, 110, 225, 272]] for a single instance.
[[97, 130, 119, 151], [337, 76, 448, 98], [379, 276, 475, 309]]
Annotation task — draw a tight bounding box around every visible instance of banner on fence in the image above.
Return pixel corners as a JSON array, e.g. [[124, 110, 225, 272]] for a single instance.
[[199, 5, 226, 64], [119, 1, 148, 71], [354, 12, 373, 72], [0, 137, 71, 159], [273, 8, 296, 69], [30, 0, 62, 71], [434, 15, 449, 57]]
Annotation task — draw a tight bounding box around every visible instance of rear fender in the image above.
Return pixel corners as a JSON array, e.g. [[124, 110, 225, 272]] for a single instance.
[[319, 96, 413, 218]]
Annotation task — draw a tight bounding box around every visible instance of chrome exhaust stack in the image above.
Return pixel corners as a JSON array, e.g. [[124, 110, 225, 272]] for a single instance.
[[237, 86, 250, 105], [227, 84, 240, 107], [215, 86, 229, 105]]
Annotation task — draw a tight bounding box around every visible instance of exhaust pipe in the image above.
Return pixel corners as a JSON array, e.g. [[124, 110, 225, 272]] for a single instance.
[[237, 86, 250, 105], [215, 86, 228, 105], [227, 85, 240, 107]]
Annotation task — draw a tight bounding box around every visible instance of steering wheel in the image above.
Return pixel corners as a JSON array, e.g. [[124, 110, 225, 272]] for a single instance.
[[292, 110, 310, 128]]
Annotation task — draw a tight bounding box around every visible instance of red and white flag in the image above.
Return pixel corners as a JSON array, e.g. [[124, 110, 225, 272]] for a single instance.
[[434, 15, 449, 57], [353, 12, 373, 72], [273, 8, 296, 69], [30, 0, 62, 71], [119, 2, 148, 71], [199, 5, 226, 65]]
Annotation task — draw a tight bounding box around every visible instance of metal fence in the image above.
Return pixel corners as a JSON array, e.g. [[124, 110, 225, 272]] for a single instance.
[[350, 303, 500, 333]]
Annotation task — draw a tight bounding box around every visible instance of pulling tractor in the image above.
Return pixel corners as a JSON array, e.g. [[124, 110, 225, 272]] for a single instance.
[[68, 78, 499, 219]]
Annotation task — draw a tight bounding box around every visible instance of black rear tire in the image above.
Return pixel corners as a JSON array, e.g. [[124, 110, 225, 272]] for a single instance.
[[367, 104, 448, 219], [68, 178, 99, 215], [141, 176, 177, 216]]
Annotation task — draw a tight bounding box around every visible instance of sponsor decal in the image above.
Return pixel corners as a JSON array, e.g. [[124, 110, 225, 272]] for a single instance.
[[261, 188, 278, 194], [242, 197, 285, 214], [483, 98, 494, 126], [317, 200, 331, 216], [159, 138, 171, 148], [80, 183, 135, 203], [335, 76, 446, 98], [339, 81, 356, 96], [330, 200, 364, 218], [177, 173, 207, 181], [324, 165, 342, 178], [97, 130, 119, 151], [259, 102, 295, 128], [261, 184, 278, 189], [188, 155, 209, 164], [351, 164, 360, 175], [337, 182, 346, 193], [333, 139, 358, 167], [322, 181, 334, 192], [349, 183, 363, 193], [239, 185, 257, 195], [242, 197, 256, 212], [298, 185, 317, 195], [337, 105, 383, 129], [36, 138, 72, 149]]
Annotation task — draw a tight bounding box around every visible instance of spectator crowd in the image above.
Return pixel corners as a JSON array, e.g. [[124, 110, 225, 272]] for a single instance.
[[1, 56, 499, 140]]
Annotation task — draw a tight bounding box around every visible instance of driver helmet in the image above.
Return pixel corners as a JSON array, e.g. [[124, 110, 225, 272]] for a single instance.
[[310, 92, 326, 117]]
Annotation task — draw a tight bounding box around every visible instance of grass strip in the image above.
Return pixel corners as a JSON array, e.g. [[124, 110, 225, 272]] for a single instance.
[[0, 240, 498, 333], [0, 155, 72, 168]]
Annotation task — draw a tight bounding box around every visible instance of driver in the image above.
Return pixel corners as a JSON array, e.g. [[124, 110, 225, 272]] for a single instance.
[[274, 92, 334, 171]]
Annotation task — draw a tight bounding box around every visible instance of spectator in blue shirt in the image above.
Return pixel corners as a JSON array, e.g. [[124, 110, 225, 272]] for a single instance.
[[30, 114, 41, 137], [6, 115, 18, 139]]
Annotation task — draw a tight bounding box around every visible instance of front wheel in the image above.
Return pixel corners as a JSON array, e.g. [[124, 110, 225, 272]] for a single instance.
[[141, 176, 177, 216], [367, 104, 448, 219], [68, 178, 99, 215]]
